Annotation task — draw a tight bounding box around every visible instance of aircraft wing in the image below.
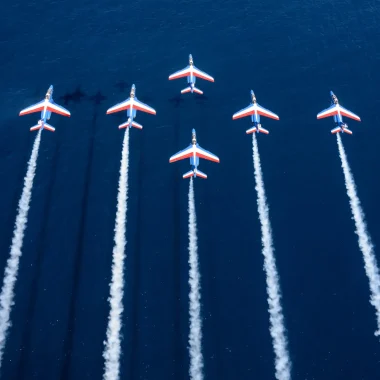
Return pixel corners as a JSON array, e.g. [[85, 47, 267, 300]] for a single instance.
[[317, 104, 360, 121], [19, 100, 46, 116], [317, 104, 338, 119], [233, 103, 279, 120], [169, 144, 194, 162], [107, 98, 156, 115], [106, 98, 131, 114], [192, 66, 214, 82], [256, 103, 279, 120], [195, 145, 220, 162], [47, 101, 71, 116], [133, 98, 156, 115], [338, 105, 361, 121], [169, 66, 191, 80], [232, 104, 255, 119], [19, 100, 70, 117]]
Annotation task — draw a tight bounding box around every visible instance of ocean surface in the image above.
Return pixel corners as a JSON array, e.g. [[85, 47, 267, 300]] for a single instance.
[[1, 0, 380, 379]]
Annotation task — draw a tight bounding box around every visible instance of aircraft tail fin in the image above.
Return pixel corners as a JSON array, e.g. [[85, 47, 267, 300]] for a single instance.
[[331, 127, 341, 134], [192, 87, 203, 95]]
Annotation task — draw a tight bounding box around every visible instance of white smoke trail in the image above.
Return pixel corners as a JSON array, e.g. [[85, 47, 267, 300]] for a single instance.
[[0, 130, 42, 367], [103, 128, 130, 380], [337, 134, 380, 337], [252, 134, 291, 380], [187, 178, 204, 380]]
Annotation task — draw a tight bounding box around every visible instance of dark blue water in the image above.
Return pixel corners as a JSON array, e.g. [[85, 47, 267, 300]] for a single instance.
[[1, 0, 380, 379]]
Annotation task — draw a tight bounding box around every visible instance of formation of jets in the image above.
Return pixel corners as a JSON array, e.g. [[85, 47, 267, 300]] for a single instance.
[[18, 54, 362, 179]]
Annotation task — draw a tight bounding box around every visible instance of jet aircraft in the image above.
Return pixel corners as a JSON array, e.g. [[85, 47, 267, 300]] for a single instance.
[[169, 129, 219, 179], [19, 85, 71, 132], [232, 90, 279, 134], [106, 84, 156, 129], [317, 91, 361, 134], [168, 54, 214, 95]]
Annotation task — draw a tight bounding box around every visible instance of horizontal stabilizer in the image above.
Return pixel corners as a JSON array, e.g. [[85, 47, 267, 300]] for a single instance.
[[44, 123, 55, 132], [246, 126, 257, 134], [342, 127, 352, 135], [118, 120, 143, 129], [181, 86, 204, 95], [183, 170, 195, 179], [194, 169, 207, 178], [182, 169, 207, 179], [131, 121, 143, 129], [331, 127, 341, 134], [258, 126, 269, 134], [30, 122, 55, 132], [119, 121, 130, 129]]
